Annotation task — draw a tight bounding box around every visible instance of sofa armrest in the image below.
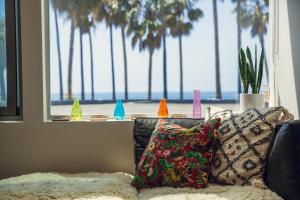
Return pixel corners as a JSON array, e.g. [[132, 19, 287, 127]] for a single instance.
[[265, 120, 300, 200]]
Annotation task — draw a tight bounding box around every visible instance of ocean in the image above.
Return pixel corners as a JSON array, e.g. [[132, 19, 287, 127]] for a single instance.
[[51, 91, 239, 102]]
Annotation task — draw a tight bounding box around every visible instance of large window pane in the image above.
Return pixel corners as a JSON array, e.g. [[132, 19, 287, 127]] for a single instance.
[[49, 0, 269, 117], [0, 0, 7, 107], [0, 0, 20, 118]]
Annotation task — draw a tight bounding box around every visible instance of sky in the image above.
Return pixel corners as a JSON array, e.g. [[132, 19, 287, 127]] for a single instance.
[[49, 0, 269, 99]]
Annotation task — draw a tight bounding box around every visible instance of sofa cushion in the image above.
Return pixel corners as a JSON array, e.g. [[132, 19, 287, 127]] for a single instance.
[[211, 107, 294, 185], [265, 121, 300, 200], [133, 118, 204, 169], [132, 119, 220, 189]]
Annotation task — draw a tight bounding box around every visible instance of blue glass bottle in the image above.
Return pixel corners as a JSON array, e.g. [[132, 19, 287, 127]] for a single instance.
[[114, 99, 125, 120]]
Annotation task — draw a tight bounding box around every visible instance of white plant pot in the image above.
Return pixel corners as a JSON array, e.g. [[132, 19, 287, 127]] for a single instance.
[[240, 93, 265, 112]]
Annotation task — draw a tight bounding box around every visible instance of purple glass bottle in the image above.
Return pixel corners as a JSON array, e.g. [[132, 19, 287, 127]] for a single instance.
[[193, 90, 202, 118]]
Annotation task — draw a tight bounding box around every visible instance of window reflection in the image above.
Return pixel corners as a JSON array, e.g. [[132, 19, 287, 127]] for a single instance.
[[0, 0, 7, 107]]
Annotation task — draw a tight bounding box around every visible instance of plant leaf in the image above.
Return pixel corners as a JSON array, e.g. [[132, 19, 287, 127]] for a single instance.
[[254, 45, 257, 86], [246, 47, 254, 71], [247, 63, 255, 93], [257, 49, 264, 93], [239, 49, 249, 93], [240, 49, 249, 93]]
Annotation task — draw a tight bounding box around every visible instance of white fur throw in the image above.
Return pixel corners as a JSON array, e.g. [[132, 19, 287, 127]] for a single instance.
[[0, 172, 282, 200]]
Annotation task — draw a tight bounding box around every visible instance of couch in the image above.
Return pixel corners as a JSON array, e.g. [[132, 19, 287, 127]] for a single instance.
[[0, 118, 299, 200]]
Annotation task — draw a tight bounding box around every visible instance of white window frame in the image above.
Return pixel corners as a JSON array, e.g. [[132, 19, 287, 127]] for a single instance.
[[41, 0, 275, 122]]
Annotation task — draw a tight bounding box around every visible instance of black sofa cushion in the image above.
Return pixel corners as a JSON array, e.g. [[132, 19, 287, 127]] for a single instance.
[[265, 120, 300, 200], [133, 118, 204, 169]]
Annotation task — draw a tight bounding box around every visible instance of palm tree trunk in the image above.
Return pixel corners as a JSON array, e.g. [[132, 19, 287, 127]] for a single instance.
[[109, 24, 116, 100], [79, 29, 85, 100], [121, 26, 128, 100], [213, 0, 222, 99], [148, 50, 153, 100], [237, 0, 242, 94], [67, 22, 75, 100], [179, 34, 183, 100], [259, 34, 269, 82], [88, 29, 95, 100], [54, 8, 63, 101], [163, 33, 168, 99]]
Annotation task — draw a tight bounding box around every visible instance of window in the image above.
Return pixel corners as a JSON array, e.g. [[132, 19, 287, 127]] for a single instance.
[[48, 0, 269, 117], [0, 0, 21, 118]]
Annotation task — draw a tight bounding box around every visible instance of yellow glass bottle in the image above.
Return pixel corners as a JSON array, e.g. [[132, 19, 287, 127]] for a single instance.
[[71, 99, 82, 121]]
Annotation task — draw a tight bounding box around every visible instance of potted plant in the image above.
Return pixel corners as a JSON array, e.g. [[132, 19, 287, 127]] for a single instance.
[[239, 45, 265, 111]]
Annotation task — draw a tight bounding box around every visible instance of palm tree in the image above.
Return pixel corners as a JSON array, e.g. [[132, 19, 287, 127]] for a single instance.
[[155, 0, 168, 99], [51, 0, 64, 100], [74, 1, 95, 100], [112, 0, 131, 101], [109, 24, 116, 100], [162, 32, 167, 99], [127, 1, 163, 100], [232, 0, 244, 94], [121, 25, 129, 100], [67, 21, 76, 100], [101, 0, 119, 100], [55, 0, 98, 100], [79, 27, 85, 100], [212, 0, 222, 99], [240, 0, 269, 81], [0, 19, 6, 101], [167, 0, 203, 100], [52, 0, 79, 100], [253, 0, 269, 81], [88, 29, 95, 100]]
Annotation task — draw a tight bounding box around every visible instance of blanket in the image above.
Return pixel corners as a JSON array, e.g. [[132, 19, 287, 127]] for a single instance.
[[0, 172, 282, 200]]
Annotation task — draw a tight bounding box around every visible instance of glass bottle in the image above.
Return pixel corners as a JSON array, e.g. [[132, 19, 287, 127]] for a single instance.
[[114, 99, 125, 120], [193, 90, 202, 119], [158, 98, 169, 118], [71, 99, 82, 121]]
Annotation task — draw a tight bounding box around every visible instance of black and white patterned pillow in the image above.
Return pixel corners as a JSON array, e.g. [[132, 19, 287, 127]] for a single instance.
[[211, 106, 293, 185]]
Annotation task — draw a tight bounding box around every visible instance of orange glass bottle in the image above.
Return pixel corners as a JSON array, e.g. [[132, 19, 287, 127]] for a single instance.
[[158, 98, 169, 118]]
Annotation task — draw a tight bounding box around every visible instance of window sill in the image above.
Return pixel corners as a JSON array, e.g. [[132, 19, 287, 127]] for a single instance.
[[0, 116, 23, 122], [49, 113, 194, 122], [46, 118, 134, 123], [0, 120, 23, 124]]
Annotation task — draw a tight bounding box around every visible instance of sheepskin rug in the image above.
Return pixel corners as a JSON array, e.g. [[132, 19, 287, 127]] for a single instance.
[[0, 172, 282, 200], [138, 184, 282, 200], [0, 172, 138, 200]]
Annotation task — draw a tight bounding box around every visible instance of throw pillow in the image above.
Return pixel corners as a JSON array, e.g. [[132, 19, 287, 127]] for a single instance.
[[211, 106, 294, 185], [206, 107, 233, 121], [132, 118, 221, 189]]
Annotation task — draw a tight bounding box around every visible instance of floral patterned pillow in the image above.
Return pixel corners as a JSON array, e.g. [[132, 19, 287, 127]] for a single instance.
[[132, 118, 221, 189]]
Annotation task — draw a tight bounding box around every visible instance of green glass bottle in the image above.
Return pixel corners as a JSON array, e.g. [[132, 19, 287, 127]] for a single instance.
[[71, 99, 82, 121]]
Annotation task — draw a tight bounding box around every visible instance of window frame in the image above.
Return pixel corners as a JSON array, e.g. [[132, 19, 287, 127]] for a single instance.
[[0, 0, 22, 119], [43, 0, 272, 120], [42, 0, 51, 121]]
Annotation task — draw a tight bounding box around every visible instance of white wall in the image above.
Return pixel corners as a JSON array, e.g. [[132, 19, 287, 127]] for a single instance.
[[270, 0, 300, 119], [0, 0, 135, 179]]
